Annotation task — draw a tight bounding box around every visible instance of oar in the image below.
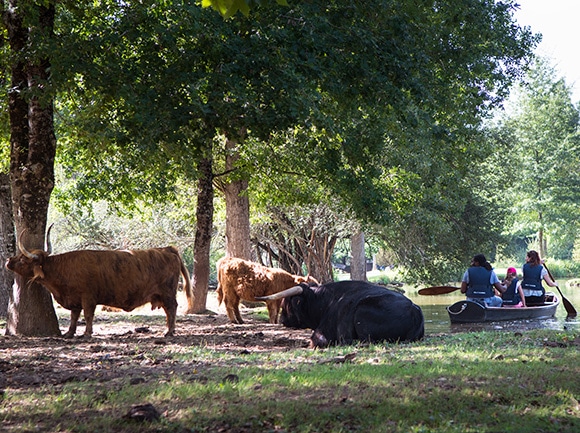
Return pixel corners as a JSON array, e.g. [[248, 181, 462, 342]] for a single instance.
[[418, 286, 461, 296], [543, 264, 577, 318]]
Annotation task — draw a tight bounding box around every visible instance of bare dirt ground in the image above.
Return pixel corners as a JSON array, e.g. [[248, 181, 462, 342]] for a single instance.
[[0, 292, 313, 392]]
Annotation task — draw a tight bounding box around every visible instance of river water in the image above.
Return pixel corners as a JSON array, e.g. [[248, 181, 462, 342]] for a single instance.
[[406, 280, 580, 336]]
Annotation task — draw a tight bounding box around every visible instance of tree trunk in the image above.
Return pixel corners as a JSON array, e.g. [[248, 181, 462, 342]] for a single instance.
[[0, 173, 15, 317], [538, 210, 546, 258], [350, 231, 367, 281], [190, 155, 214, 313], [304, 230, 336, 284], [224, 136, 252, 260], [4, 2, 61, 336]]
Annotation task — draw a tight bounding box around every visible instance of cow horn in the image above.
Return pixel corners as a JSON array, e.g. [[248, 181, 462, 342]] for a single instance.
[[17, 230, 39, 260], [46, 223, 54, 254], [255, 285, 304, 301]]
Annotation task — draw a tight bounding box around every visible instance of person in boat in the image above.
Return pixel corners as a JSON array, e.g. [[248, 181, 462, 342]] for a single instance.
[[460, 254, 506, 307], [501, 267, 526, 307], [518, 250, 558, 306]]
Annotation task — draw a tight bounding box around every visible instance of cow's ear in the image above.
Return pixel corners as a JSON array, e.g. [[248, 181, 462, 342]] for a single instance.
[[32, 265, 45, 280]]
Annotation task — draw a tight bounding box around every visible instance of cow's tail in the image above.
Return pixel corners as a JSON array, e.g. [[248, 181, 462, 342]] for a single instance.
[[180, 258, 195, 314], [216, 283, 223, 305], [216, 261, 224, 305]]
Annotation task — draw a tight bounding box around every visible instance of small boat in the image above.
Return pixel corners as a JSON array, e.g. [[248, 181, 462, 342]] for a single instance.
[[447, 292, 560, 323]]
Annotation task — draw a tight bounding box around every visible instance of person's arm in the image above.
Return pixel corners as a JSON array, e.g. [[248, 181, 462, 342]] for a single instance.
[[491, 271, 506, 294], [543, 274, 558, 287], [493, 281, 506, 294], [517, 283, 526, 307], [460, 270, 469, 294]]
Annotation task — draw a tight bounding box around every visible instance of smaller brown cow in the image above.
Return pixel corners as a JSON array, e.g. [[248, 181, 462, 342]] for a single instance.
[[6, 234, 194, 338], [216, 256, 318, 324]]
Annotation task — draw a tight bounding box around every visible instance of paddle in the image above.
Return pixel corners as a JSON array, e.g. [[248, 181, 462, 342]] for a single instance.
[[543, 264, 577, 318], [418, 286, 462, 296]]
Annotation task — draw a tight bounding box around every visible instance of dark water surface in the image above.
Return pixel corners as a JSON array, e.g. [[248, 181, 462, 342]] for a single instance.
[[406, 279, 580, 335]]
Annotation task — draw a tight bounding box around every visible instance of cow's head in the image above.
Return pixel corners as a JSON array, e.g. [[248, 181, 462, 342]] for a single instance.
[[5, 226, 53, 280], [256, 283, 317, 329]]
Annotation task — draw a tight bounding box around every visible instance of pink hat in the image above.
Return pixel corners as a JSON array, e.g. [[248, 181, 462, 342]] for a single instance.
[[507, 267, 517, 274]]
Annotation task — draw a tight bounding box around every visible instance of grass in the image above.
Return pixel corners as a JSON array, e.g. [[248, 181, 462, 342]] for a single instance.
[[2, 329, 579, 432]]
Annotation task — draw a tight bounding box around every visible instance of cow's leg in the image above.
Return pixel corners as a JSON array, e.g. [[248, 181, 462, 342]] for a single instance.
[[225, 307, 239, 323], [266, 300, 281, 324], [225, 304, 243, 324], [224, 296, 243, 324], [233, 306, 244, 324], [81, 301, 97, 337], [63, 308, 81, 338], [162, 297, 177, 337]]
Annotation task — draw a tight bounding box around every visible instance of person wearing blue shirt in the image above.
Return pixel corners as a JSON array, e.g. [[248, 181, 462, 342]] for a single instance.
[[460, 254, 506, 307]]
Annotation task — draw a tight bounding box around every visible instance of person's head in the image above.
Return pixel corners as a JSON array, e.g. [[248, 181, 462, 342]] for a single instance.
[[526, 250, 541, 266], [506, 267, 517, 278], [471, 254, 492, 271]]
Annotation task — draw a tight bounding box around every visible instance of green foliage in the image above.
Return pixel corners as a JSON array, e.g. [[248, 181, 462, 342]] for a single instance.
[[34, 0, 538, 284], [201, 0, 289, 18], [490, 57, 580, 260], [540, 259, 580, 279]]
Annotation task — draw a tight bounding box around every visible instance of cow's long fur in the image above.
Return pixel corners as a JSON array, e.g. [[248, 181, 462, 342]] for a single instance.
[[216, 256, 316, 324], [6, 246, 194, 337], [279, 281, 425, 348]]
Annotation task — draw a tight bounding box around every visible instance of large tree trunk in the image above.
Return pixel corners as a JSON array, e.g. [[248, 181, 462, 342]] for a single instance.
[[224, 136, 252, 260], [4, 2, 61, 336], [190, 155, 214, 313], [0, 174, 15, 317], [350, 231, 367, 281]]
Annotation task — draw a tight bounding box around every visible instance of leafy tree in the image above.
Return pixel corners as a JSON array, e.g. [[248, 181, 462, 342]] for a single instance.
[[495, 58, 580, 259], [0, 0, 539, 332], [1, 0, 61, 335], [54, 1, 324, 302], [201, 0, 288, 18], [236, 0, 539, 283]]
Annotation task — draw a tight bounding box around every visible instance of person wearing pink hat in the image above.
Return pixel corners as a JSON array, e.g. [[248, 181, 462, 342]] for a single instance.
[[501, 267, 526, 307]]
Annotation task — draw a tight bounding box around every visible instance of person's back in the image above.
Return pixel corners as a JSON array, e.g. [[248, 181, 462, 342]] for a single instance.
[[466, 266, 494, 298], [502, 278, 520, 303], [460, 254, 504, 307], [522, 251, 547, 305], [522, 262, 544, 304]]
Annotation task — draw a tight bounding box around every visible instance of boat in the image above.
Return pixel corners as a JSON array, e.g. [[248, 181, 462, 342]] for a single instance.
[[447, 292, 560, 323]]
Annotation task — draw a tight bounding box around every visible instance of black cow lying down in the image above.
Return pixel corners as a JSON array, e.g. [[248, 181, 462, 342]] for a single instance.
[[257, 280, 424, 348]]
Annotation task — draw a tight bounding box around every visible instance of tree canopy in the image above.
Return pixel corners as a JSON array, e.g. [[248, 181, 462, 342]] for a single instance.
[[490, 58, 580, 260], [45, 0, 540, 283], [0, 0, 542, 329], [201, 0, 288, 18]]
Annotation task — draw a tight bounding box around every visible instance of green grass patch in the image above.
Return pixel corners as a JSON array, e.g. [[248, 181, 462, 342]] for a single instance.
[[1, 329, 579, 432]]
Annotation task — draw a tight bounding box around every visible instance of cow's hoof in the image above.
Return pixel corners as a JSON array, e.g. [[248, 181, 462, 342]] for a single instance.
[[164, 331, 175, 337], [62, 333, 74, 339]]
